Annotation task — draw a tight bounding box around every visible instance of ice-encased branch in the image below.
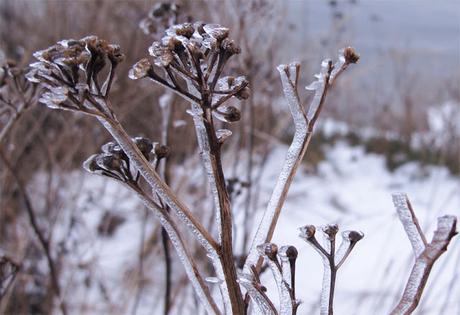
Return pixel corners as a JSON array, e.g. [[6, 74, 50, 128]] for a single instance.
[[238, 272, 278, 315], [130, 185, 221, 315], [244, 48, 359, 275], [257, 243, 298, 315], [299, 224, 363, 315], [391, 193, 457, 315], [392, 193, 427, 257]]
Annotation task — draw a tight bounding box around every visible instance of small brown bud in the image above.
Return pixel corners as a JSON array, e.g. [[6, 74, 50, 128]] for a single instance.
[[133, 137, 153, 158], [83, 154, 101, 173], [97, 154, 122, 171], [257, 243, 278, 261], [299, 225, 316, 239], [343, 47, 359, 64], [236, 86, 250, 100], [129, 58, 153, 80], [154, 144, 170, 159], [322, 224, 339, 240], [203, 24, 229, 41], [218, 106, 241, 123]]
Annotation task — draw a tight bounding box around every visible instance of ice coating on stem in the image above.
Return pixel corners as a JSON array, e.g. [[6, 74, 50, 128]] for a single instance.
[[306, 59, 331, 122], [243, 62, 309, 274], [258, 243, 295, 315], [133, 190, 221, 315], [300, 224, 363, 315], [391, 194, 457, 315], [392, 193, 427, 257], [238, 274, 277, 315], [97, 116, 217, 253]]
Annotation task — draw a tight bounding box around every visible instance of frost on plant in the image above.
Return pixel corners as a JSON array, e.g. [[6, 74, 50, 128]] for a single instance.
[[299, 224, 364, 315], [390, 193, 457, 315]]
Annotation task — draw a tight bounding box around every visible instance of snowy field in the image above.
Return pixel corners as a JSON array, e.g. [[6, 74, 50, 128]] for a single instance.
[[38, 138, 459, 315]]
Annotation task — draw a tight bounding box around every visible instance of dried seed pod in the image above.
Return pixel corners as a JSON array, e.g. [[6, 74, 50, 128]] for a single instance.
[[221, 38, 241, 56], [322, 224, 339, 240], [203, 24, 229, 41], [299, 225, 316, 239], [214, 106, 241, 123], [168, 23, 195, 38], [279, 245, 298, 261], [342, 47, 360, 64], [83, 154, 101, 173], [129, 58, 153, 80], [345, 230, 364, 243], [154, 144, 170, 159], [257, 243, 278, 262], [97, 153, 122, 171], [236, 86, 251, 100], [133, 137, 153, 158]]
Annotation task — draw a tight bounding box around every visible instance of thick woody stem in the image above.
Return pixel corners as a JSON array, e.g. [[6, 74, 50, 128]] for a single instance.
[[190, 103, 245, 314]]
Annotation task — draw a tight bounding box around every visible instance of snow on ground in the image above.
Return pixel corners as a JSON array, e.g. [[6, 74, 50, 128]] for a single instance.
[[33, 140, 459, 314]]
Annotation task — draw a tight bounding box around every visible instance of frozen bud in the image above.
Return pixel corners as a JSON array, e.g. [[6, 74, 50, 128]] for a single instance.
[[83, 154, 101, 173], [101, 142, 120, 153], [216, 76, 234, 91], [257, 243, 278, 261], [33, 47, 58, 62], [187, 41, 204, 60], [279, 245, 298, 261], [342, 47, 359, 64], [171, 23, 194, 38], [344, 230, 364, 243], [25, 69, 41, 83], [107, 44, 125, 65], [39, 87, 69, 109], [133, 137, 153, 158], [216, 129, 232, 144], [322, 224, 339, 240], [221, 39, 241, 55], [154, 144, 170, 159], [129, 58, 153, 80], [97, 154, 122, 171], [236, 86, 250, 100], [149, 42, 174, 67], [214, 106, 241, 123], [299, 225, 316, 239], [203, 24, 229, 41]]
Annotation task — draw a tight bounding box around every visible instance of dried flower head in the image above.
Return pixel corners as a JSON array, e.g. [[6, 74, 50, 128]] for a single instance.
[[27, 36, 125, 116], [342, 47, 360, 64], [130, 21, 248, 114], [84, 137, 153, 183]]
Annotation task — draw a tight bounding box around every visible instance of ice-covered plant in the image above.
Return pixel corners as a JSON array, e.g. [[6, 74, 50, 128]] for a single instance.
[[24, 21, 357, 313], [25, 16, 457, 315]]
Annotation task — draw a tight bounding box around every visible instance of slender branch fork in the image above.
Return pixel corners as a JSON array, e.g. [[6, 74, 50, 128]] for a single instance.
[[244, 48, 359, 276], [390, 193, 457, 315]]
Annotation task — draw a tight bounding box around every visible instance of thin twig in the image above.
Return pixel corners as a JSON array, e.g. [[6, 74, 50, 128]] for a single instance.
[[0, 149, 68, 315]]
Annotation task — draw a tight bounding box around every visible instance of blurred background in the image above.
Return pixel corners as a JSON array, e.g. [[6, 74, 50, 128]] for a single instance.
[[0, 0, 459, 314]]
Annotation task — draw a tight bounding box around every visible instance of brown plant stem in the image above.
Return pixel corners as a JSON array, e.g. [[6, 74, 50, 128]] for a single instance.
[[0, 148, 68, 315]]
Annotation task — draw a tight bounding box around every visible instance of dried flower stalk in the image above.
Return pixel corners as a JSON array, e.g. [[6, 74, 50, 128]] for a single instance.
[[299, 224, 363, 315], [390, 193, 457, 315], [244, 48, 359, 275]]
